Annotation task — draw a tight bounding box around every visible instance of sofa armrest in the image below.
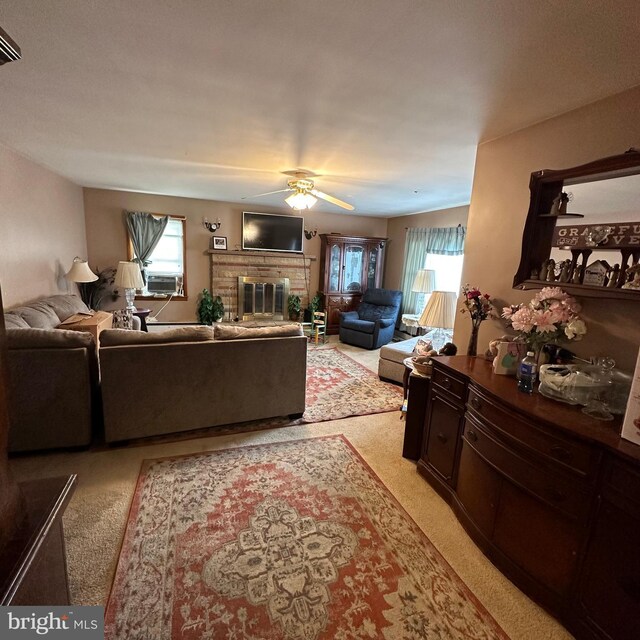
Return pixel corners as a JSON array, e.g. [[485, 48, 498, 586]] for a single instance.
[[339, 311, 359, 323], [377, 318, 395, 328]]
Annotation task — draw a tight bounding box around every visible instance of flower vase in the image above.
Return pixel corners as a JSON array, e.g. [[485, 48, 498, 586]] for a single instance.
[[467, 324, 479, 357]]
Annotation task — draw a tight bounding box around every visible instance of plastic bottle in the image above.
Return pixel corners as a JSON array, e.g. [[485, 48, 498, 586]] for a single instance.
[[517, 351, 537, 394]]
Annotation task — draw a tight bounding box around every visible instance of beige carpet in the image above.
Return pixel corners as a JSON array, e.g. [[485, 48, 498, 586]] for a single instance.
[[9, 337, 571, 640]]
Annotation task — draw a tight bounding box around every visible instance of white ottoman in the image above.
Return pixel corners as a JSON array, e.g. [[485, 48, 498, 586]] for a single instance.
[[378, 336, 421, 383]]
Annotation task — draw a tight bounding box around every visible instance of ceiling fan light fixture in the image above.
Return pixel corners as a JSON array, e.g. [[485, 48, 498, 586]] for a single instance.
[[285, 191, 317, 210]]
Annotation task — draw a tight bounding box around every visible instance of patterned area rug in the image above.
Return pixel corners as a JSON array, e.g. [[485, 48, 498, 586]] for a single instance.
[[300, 347, 402, 423], [105, 436, 508, 639]]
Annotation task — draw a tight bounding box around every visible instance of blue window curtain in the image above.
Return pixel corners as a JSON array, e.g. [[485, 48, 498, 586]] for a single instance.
[[400, 225, 466, 315]]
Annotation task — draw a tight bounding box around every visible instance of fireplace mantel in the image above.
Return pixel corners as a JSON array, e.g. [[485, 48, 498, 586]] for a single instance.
[[208, 249, 316, 260]]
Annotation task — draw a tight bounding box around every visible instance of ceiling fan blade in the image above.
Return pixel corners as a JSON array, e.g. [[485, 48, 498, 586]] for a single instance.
[[241, 188, 293, 199], [310, 189, 354, 211]]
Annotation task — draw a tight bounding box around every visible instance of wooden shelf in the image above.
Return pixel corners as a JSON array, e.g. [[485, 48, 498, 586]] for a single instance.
[[517, 279, 640, 300]]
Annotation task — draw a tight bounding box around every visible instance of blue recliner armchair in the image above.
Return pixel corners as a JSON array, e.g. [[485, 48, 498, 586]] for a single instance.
[[339, 288, 403, 349]]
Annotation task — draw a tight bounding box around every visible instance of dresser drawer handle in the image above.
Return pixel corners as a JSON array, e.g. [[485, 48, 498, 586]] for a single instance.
[[436, 433, 448, 444], [441, 377, 451, 389], [466, 429, 478, 442], [550, 445, 571, 461], [471, 396, 482, 410]]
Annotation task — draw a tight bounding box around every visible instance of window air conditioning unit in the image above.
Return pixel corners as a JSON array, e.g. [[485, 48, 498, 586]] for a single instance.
[[147, 275, 178, 295]]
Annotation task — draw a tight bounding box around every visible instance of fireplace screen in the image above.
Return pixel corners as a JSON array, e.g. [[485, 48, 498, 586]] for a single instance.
[[238, 277, 290, 321]]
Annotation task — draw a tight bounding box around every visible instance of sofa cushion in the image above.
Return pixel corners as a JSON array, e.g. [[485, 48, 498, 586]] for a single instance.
[[340, 316, 376, 334], [11, 302, 65, 329], [45, 295, 91, 322], [214, 323, 303, 340], [6, 328, 95, 350], [4, 313, 30, 329], [100, 326, 213, 346]]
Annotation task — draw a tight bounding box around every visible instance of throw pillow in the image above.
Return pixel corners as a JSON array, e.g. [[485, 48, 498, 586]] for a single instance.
[[112, 309, 133, 330], [413, 338, 433, 356]]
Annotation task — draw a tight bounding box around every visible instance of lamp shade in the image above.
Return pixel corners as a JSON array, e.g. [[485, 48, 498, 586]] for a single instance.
[[114, 261, 144, 289], [65, 257, 98, 283], [419, 290, 457, 329], [285, 191, 317, 210], [411, 269, 436, 294]]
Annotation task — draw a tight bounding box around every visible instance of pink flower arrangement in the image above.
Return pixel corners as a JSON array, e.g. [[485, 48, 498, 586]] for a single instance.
[[502, 287, 586, 352], [460, 284, 494, 327]]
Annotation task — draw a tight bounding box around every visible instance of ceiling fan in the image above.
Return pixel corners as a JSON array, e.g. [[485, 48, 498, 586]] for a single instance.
[[242, 170, 354, 211]]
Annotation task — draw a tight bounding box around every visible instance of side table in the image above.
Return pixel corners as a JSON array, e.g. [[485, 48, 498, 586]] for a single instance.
[[402, 357, 431, 460], [58, 310, 113, 343], [133, 308, 152, 332]]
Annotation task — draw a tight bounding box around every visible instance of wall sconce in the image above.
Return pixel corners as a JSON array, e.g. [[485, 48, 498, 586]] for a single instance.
[[203, 217, 222, 233], [304, 228, 318, 240]]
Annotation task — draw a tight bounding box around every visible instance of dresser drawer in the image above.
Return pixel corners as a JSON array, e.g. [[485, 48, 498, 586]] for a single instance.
[[467, 386, 596, 478], [432, 368, 467, 404], [463, 416, 591, 521], [603, 456, 640, 507]]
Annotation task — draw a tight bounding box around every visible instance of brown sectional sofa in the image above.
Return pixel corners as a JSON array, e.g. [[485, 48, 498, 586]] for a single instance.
[[3, 295, 308, 450], [99, 324, 307, 443], [4, 295, 99, 452]]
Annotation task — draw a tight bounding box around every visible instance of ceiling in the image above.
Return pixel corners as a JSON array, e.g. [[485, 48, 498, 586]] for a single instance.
[[1, 1, 639, 217]]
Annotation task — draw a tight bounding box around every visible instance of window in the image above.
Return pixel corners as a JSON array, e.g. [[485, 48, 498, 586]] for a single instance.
[[424, 253, 464, 293], [127, 214, 187, 298]]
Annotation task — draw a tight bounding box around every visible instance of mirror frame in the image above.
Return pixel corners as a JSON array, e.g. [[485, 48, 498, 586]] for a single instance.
[[513, 148, 640, 300]]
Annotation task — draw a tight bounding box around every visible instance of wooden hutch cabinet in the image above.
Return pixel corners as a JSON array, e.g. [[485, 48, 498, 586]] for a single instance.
[[413, 356, 640, 640], [318, 234, 387, 334]]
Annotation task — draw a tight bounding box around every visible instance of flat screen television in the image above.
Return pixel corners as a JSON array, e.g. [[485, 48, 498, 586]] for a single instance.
[[242, 211, 304, 253]]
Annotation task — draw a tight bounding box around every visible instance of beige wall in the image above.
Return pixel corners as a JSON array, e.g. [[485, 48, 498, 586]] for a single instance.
[[83, 188, 387, 321], [456, 85, 640, 370], [0, 143, 87, 309], [384, 205, 470, 290]]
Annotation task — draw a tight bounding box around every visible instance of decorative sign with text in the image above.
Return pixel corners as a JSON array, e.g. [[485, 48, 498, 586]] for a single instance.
[[552, 221, 640, 250]]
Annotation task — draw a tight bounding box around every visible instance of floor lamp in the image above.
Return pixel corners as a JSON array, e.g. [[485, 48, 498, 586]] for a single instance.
[[419, 290, 457, 350], [412, 269, 436, 314]]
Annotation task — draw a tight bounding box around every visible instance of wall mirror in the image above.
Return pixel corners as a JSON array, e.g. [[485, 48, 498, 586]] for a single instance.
[[513, 149, 640, 300]]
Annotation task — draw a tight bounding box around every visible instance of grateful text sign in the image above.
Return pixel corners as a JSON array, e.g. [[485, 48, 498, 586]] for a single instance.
[[552, 221, 640, 250]]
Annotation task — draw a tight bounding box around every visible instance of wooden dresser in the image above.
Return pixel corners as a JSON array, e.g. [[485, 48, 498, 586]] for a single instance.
[[415, 356, 640, 640]]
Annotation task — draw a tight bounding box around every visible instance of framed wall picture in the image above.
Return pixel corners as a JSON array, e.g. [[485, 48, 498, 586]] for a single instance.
[[211, 236, 228, 250]]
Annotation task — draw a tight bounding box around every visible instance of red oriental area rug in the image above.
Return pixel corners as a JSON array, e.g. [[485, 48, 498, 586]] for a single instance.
[[301, 347, 402, 423], [105, 436, 509, 640]]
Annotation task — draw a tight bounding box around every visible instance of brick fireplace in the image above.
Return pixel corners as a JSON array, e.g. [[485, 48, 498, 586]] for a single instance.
[[209, 250, 315, 321]]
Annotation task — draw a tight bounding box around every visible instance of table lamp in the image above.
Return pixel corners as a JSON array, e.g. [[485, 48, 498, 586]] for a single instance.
[[114, 261, 144, 311], [411, 269, 436, 313], [419, 290, 457, 350]]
